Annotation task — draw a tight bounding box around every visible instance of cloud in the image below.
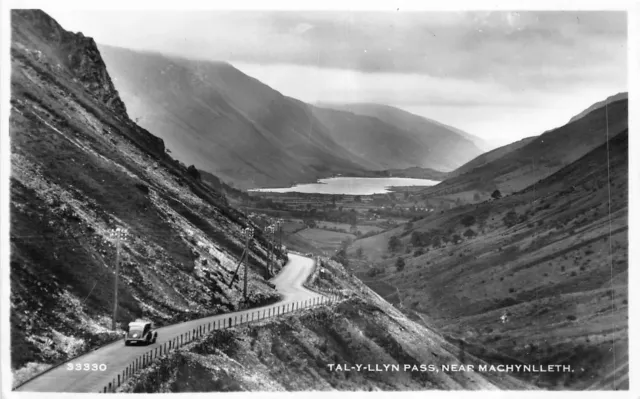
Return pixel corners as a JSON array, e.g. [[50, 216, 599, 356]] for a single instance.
[[42, 9, 627, 142], [231, 61, 625, 142]]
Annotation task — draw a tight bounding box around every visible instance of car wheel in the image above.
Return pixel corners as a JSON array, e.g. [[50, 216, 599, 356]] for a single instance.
[[152, 334, 157, 344]]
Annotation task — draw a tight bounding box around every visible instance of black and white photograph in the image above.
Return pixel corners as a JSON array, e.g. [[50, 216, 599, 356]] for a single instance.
[[1, 0, 635, 394]]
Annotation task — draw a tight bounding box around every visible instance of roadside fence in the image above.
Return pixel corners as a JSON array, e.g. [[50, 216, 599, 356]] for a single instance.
[[99, 293, 342, 393]]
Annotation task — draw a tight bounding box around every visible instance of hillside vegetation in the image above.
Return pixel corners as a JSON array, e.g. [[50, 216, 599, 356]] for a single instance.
[[352, 130, 629, 389], [10, 9, 284, 382]]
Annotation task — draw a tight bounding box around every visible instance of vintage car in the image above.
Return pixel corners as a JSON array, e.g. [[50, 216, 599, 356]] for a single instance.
[[124, 321, 157, 346]]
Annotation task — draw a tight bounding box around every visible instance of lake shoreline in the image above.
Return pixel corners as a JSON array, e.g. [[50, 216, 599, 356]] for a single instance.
[[249, 177, 440, 196]]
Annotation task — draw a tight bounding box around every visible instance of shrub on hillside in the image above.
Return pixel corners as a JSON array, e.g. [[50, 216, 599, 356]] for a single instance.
[[366, 266, 385, 277], [503, 210, 519, 228], [461, 215, 476, 227], [463, 228, 476, 238], [187, 165, 201, 181], [388, 235, 402, 252], [395, 257, 405, 271]]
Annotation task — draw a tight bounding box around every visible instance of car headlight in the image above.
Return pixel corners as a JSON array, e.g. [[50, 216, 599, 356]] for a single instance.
[[132, 333, 138, 338]]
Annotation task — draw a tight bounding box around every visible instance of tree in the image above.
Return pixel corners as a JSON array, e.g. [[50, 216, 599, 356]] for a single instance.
[[354, 195, 362, 203], [187, 165, 201, 181], [405, 221, 414, 231], [404, 191, 410, 200], [332, 248, 349, 267], [463, 228, 476, 238], [356, 247, 364, 258], [410, 231, 423, 247], [491, 190, 502, 200], [395, 257, 405, 271], [461, 215, 476, 227], [452, 234, 462, 244], [388, 235, 402, 252]]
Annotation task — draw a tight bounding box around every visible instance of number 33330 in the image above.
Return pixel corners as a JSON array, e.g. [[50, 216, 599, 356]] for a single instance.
[[66, 363, 107, 371]]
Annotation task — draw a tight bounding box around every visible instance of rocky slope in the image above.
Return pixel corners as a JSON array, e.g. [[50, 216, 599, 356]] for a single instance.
[[317, 103, 486, 172], [419, 96, 628, 202], [97, 45, 375, 190], [118, 258, 533, 391], [10, 9, 284, 384], [351, 130, 629, 389]]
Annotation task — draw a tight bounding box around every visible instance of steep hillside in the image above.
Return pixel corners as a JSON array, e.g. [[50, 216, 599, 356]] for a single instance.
[[10, 9, 285, 383], [569, 92, 627, 123], [318, 103, 485, 171], [420, 97, 628, 202], [311, 106, 436, 170], [351, 131, 629, 389], [119, 257, 533, 391], [446, 136, 537, 179], [97, 45, 372, 190]]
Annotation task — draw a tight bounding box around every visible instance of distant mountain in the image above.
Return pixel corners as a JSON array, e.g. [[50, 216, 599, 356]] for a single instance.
[[569, 92, 628, 123], [383, 166, 450, 181], [420, 96, 628, 201], [311, 106, 442, 171], [317, 103, 486, 170], [98, 45, 372, 190]]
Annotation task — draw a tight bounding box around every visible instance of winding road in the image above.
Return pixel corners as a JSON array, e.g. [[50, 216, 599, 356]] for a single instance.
[[17, 253, 321, 392]]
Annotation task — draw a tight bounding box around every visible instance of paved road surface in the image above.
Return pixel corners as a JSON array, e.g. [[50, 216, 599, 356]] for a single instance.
[[17, 253, 321, 392]]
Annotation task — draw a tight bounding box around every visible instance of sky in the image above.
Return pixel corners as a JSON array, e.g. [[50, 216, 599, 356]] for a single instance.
[[42, 8, 628, 148]]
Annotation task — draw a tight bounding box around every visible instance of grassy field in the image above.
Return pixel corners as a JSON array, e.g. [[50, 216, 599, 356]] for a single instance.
[[281, 219, 306, 234], [316, 221, 383, 235], [295, 228, 356, 253]]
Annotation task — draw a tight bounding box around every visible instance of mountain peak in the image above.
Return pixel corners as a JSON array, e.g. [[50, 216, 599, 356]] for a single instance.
[[11, 9, 128, 116]]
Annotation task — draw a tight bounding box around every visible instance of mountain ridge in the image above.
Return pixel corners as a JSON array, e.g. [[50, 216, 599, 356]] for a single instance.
[[568, 92, 628, 123], [98, 44, 375, 189], [316, 102, 486, 170], [418, 96, 628, 202]]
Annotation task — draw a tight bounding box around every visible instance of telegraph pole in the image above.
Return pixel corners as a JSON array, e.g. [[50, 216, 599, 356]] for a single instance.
[[110, 227, 128, 331], [266, 225, 275, 276], [277, 219, 284, 251], [242, 227, 254, 300]]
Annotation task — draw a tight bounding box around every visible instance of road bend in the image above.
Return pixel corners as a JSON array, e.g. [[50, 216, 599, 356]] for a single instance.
[[17, 253, 322, 392]]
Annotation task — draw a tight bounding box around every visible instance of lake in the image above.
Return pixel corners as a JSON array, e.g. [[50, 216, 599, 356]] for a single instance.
[[250, 177, 440, 195]]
